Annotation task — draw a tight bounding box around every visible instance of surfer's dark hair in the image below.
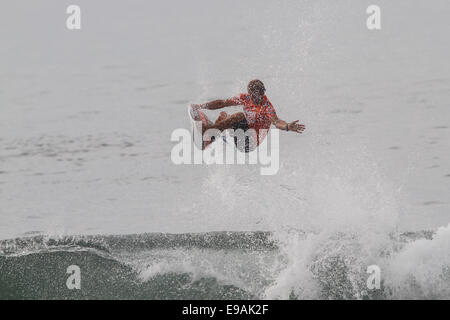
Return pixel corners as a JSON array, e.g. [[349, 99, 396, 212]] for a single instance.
[[247, 79, 265, 94]]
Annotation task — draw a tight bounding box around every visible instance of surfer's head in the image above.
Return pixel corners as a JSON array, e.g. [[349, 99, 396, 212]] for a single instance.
[[247, 79, 265, 105]]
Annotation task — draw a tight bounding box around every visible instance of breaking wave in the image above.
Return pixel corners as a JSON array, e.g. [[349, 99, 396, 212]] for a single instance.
[[1, 228, 449, 300]]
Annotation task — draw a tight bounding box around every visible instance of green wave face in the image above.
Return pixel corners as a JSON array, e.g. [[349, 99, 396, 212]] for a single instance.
[[0, 230, 448, 300]]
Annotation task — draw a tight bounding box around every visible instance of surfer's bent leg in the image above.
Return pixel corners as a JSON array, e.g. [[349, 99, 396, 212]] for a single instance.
[[206, 112, 245, 131]]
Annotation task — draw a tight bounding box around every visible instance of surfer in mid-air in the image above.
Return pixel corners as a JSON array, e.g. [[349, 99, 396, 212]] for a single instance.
[[190, 79, 305, 151]]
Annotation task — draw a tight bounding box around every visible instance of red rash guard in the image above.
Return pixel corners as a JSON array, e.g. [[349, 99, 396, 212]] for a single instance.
[[231, 93, 277, 145]]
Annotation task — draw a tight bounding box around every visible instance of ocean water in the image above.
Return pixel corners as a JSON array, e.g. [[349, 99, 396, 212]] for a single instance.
[[1, 0, 449, 299], [1, 229, 449, 299]]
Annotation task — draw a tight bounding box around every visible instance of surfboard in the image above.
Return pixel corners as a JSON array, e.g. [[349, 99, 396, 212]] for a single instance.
[[188, 104, 212, 150]]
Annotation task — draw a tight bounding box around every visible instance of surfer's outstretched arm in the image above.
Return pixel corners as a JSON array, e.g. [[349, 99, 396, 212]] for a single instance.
[[192, 99, 237, 111], [271, 115, 305, 134]]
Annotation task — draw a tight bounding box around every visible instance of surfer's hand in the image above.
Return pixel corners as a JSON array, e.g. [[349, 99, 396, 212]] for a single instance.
[[288, 120, 305, 134], [191, 104, 202, 110]]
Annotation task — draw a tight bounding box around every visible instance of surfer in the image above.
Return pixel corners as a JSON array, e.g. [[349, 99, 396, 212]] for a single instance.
[[191, 80, 305, 151]]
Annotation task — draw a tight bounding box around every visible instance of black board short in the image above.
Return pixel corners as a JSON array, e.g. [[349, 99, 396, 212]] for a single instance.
[[209, 118, 254, 153], [232, 118, 252, 153]]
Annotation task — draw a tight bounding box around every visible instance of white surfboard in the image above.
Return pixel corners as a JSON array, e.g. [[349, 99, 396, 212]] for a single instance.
[[187, 104, 211, 150]]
